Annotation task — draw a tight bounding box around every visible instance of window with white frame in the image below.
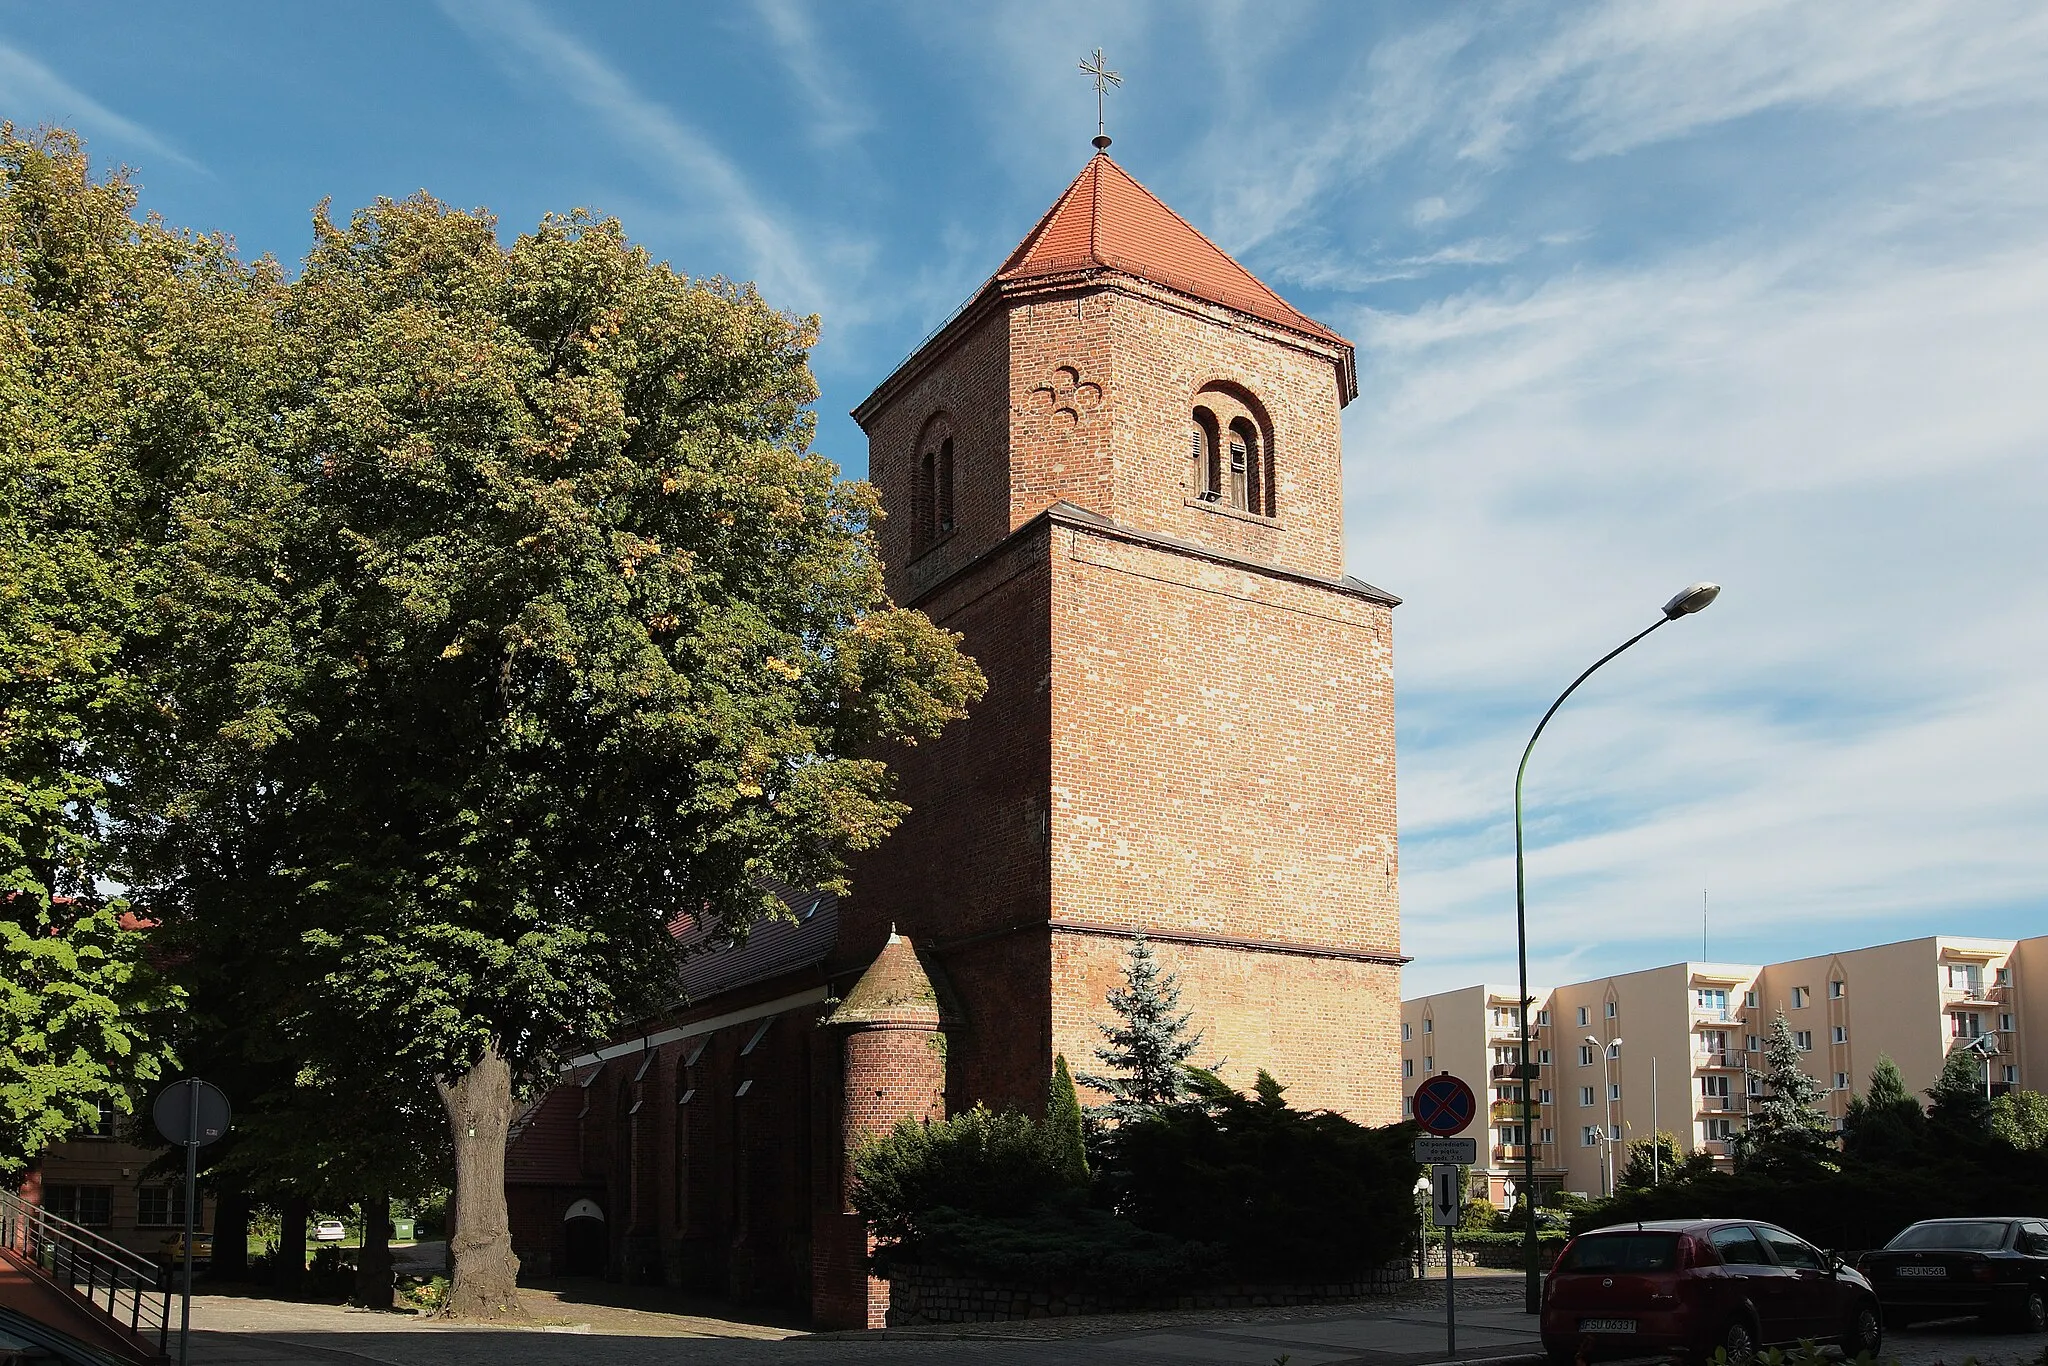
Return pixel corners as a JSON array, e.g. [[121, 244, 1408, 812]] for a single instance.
[[1609, 1083, 1622, 1100], [1582, 1126, 1600, 1147], [1538, 1010, 1551, 1026], [1579, 1045, 1595, 1066], [1607, 1041, 1622, 1059], [2000, 1013, 2014, 1032], [1834, 1072, 1849, 1089], [1952, 1013, 1984, 1039], [1695, 988, 1728, 1012], [1423, 1018, 1433, 1033], [1403, 1059, 1414, 1078], [1745, 990, 1758, 1008], [1538, 1088, 1552, 1104], [1498, 1124, 1525, 1145], [1606, 1001, 1617, 1018], [1580, 1086, 1595, 1106], [2004, 1065, 2020, 1085], [1577, 1006, 1589, 1026], [1830, 980, 1844, 998], [1402, 1022, 1412, 1041], [1538, 1048, 1552, 1064], [1424, 1055, 1433, 1071], [1794, 1030, 1813, 1050], [1746, 1034, 1760, 1052], [1541, 1127, 1554, 1144], [1832, 1026, 1847, 1044], [1791, 986, 1809, 1008], [1748, 1074, 1764, 1095], [1706, 1118, 1734, 1140], [1610, 1124, 1622, 1142], [1945, 963, 1983, 993]]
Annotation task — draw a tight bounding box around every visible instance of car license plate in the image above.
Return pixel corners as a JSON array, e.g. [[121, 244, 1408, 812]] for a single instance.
[[1581, 1319, 1637, 1333], [1896, 1266, 1947, 1278]]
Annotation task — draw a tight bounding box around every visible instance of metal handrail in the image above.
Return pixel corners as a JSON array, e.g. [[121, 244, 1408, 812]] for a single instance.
[[0, 1187, 172, 1356]]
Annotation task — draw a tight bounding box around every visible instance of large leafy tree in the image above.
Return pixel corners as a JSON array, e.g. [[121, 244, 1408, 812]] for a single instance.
[[1733, 1011, 1835, 1176], [1991, 1089, 2048, 1152], [0, 124, 242, 1168], [127, 195, 982, 1316]]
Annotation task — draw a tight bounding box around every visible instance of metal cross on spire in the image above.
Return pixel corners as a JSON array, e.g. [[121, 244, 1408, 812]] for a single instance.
[[1078, 48, 1121, 151]]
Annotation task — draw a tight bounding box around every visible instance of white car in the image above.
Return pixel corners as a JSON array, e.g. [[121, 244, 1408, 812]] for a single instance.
[[312, 1219, 348, 1243]]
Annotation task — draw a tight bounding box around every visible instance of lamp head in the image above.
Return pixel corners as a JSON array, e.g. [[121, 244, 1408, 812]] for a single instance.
[[1584, 1035, 1600, 1047], [1663, 582, 1722, 619]]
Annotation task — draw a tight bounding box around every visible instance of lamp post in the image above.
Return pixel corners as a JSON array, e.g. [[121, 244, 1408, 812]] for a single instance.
[[1588, 1035, 1623, 1196], [1514, 582, 1721, 1315]]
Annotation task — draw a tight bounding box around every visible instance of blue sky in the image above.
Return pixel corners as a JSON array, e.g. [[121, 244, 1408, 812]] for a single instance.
[[7, 1, 2046, 995]]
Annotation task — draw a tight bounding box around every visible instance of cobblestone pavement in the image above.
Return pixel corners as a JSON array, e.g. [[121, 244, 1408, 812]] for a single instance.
[[182, 1272, 1546, 1366]]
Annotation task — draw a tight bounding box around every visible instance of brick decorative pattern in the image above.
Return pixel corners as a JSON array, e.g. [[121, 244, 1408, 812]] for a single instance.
[[884, 1263, 1415, 1325]]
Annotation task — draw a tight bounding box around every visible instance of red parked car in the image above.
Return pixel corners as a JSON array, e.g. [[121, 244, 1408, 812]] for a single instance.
[[1542, 1219, 1883, 1364]]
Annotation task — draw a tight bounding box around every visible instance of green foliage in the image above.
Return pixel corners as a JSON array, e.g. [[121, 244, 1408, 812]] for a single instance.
[[869, 1203, 1217, 1292], [1077, 935, 1201, 1124], [1734, 1012, 1836, 1176], [1107, 1069, 1420, 1279], [1926, 1043, 1992, 1138], [1843, 1055, 1927, 1163], [1047, 1055, 1088, 1183], [1991, 1089, 2048, 1151], [1617, 1130, 1712, 1189], [850, 1106, 1077, 1243], [0, 124, 206, 1169]]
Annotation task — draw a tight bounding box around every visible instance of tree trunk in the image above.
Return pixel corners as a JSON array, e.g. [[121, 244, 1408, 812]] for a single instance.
[[274, 1194, 309, 1295], [210, 1185, 250, 1281], [351, 1190, 394, 1309], [436, 1043, 525, 1319]]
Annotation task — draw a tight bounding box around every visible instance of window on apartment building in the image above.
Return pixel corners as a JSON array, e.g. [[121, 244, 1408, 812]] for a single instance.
[[1580, 1086, 1595, 1106], [137, 1186, 187, 1228], [1748, 1074, 1764, 1095], [1609, 1083, 1622, 1101], [1605, 1001, 1617, 1019], [1791, 986, 1809, 1008], [2004, 1065, 2020, 1085], [1498, 1124, 1525, 1146], [1404, 1097, 1414, 1117], [1577, 1006, 1589, 1027], [1608, 1041, 1622, 1060], [1581, 1126, 1600, 1147], [1538, 1010, 1551, 1026], [1424, 1055, 1434, 1072], [2000, 1013, 2014, 1032], [1538, 1048, 1553, 1065], [1579, 1045, 1595, 1066], [1830, 980, 1844, 999], [1794, 1031, 1813, 1050], [1403, 1059, 1414, 1079], [1610, 1124, 1622, 1142], [1832, 1025, 1847, 1044], [1706, 1118, 1734, 1140], [1952, 1013, 1983, 1039], [1946, 963, 1984, 993], [1834, 1072, 1849, 1090], [1402, 1023, 1412, 1041], [1423, 1019, 1433, 1033], [1996, 966, 2011, 985], [44, 1185, 112, 1228], [1701, 1075, 1731, 1106], [79, 1101, 116, 1139], [1746, 1034, 1760, 1052], [1745, 990, 1758, 1008], [1540, 1127, 1554, 1144], [1695, 988, 1728, 1012], [1496, 1084, 1523, 1102], [1538, 1088, 1552, 1104]]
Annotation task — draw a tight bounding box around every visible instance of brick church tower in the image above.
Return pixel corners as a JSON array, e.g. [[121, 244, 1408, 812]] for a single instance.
[[844, 147, 1403, 1124], [499, 145, 1403, 1328]]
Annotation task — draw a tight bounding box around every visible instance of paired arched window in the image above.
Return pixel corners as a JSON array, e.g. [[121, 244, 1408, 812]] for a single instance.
[[912, 422, 956, 551], [1190, 388, 1272, 516]]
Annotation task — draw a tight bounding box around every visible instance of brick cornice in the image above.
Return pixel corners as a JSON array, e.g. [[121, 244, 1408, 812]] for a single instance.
[[902, 499, 1401, 615], [931, 916, 1408, 967]]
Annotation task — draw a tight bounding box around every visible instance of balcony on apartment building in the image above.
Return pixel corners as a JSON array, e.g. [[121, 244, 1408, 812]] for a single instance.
[[1694, 1050, 1746, 1070], [1490, 1100, 1531, 1122], [1696, 1094, 1743, 1113], [1490, 1062, 1536, 1081]]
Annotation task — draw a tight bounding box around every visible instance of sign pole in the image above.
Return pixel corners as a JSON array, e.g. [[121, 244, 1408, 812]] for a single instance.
[[180, 1080, 197, 1366], [1446, 1222, 1456, 1355]]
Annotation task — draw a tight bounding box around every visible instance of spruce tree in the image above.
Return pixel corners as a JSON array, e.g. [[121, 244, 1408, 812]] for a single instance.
[[1077, 935, 1202, 1124], [1842, 1054, 1926, 1162], [1926, 1042, 1992, 1138], [1046, 1054, 1089, 1183], [1733, 1011, 1835, 1175]]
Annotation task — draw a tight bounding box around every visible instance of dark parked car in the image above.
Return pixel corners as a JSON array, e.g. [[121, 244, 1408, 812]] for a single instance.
[[1858, 1217, 2048, 1332], [1542, 1219, 1882, 1364]]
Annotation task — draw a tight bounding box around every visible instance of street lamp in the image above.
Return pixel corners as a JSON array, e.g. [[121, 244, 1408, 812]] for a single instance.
[[1514, 582, 1720, 1314], [1587, 1036, 1623, 1197], [1963, 1033, 2000, 1101]]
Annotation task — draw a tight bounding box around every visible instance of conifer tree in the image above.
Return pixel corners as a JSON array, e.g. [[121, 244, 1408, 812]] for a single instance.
[[1046, 1054, 1089, 1183], [1842, 1054, 1926, 1162], [1078, 936, 1201, 1124], [1926, 1042, 1992, 1137], [1733, 1011, 1835, 1175]]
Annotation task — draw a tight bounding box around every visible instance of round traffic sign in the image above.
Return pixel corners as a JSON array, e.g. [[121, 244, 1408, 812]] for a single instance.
[[152, 1079, 232, 1148], [1412, 1073, 1477, 1136]]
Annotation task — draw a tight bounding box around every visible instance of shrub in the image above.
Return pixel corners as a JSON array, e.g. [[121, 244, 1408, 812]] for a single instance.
[[1108, 1071, 1420, 1279], [870, 1202, 1217, 1291], [851, 1106, 1076, 1243]]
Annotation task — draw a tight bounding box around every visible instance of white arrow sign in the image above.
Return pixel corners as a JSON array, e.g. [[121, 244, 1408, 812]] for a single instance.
[[1431, 1163, 1462, 1228]]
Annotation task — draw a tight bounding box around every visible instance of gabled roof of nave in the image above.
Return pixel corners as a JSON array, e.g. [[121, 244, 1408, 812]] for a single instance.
[[995, 150, 1348, 348]]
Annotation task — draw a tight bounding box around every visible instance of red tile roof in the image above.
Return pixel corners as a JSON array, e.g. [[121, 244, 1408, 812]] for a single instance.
[[997, 152, 1347, 347]]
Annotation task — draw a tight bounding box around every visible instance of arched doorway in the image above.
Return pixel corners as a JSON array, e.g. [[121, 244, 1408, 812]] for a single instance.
[[561, 1198, 607, 1277]]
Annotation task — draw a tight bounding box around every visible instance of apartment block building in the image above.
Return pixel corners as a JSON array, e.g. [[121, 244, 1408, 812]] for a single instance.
[[1403, 933, 2046, 1203]]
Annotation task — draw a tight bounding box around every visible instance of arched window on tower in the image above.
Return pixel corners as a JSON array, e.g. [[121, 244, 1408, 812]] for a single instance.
[[1192, 408, 1221, 502], [916, 449, 936, 548], [936, 437, 955, 537], [1228, 418, 1260, 514]]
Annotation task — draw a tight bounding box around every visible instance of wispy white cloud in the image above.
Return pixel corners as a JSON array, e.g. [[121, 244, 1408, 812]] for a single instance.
[[434, 0, 830, 312], [0, 40, 205, 173], [750, 0, 871, 147]]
